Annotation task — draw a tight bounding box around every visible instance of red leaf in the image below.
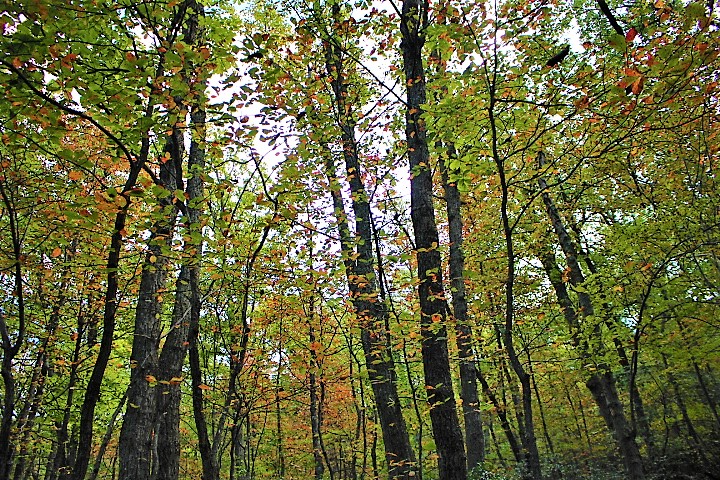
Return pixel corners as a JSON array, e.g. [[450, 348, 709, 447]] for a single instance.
[[626, 27, 638, 42]]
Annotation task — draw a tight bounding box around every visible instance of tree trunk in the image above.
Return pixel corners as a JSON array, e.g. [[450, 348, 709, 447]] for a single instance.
[[89, 391, 127, 480], [155, 265, 192, 480], [118, 131, 182, 480], [440, 151, 485, 471], [309, 321, 325, 480], [320, 9, 418, 477], [400, 1, 467, 478], [537, 154, 644, 480], [490, 99, 541, 479], [187, 103, 218, 480], [155, 10, 207, 470], [0, 180, 27, 480], [476, 366, 522, 463]]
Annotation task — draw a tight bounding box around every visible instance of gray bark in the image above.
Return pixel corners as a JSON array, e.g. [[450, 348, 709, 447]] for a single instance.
[[118, 130, 183, 480], [440, 153, 485, 471]]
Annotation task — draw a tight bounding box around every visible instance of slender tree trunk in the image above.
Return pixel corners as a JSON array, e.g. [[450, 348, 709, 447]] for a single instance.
[[537, 153, 644, 480], [309, 320, 325, 480], [55, 322, 85, 479], [275, 372, 286, 478], [188, 196, 217, 480], [490, 99, 541, 479], [400, 2, 467, 478], [320, 9, 418, 477], [676, 319, 720, 430], [476, 366, 522, 463], [89, 392, 127, 480], [661, 354, 712, 468], [0, 180, 27, 480], [440, 151, 485, 471]]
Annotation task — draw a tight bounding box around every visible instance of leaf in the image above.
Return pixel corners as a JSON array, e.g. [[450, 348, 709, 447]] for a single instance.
[[631, 76, 645, 95], [625, 27, 638, 42], [114, 195, 128, 208], [51, 247, 62, 258], [608, 33, 627, 52], [68, 170, 82, 181], [197, 383, 212, 391]]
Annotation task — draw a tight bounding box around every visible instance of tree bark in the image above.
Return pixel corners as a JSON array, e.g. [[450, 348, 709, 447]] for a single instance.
[[309, 318, 326, 480], [118, 131, 183, 480], [321, 8, 418, 477], [440, 153, 485, 471], [400, 1, 467, 478], [155, 265, 192, 480], [489, 87, 541, 480], [475, 366, 522, 463], [89, 391, 127, 480], [0, 180, 27, 480], [537, 153, 644, 480]]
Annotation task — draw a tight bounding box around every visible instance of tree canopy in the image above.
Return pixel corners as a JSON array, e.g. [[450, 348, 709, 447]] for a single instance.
[[1, 0, 719, 479]]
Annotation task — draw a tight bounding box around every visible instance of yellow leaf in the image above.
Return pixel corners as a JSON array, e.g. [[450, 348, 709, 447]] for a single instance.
[[114, 195, 128, 208]]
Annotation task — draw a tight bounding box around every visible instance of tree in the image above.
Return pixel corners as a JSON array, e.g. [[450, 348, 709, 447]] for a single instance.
[[400, 0, 467, 478]]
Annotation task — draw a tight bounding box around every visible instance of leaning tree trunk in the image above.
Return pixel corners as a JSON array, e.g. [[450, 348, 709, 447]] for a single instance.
[[399, 1, 467, 478], [320, 7, 418, 478], [537, 152, 644, 480]]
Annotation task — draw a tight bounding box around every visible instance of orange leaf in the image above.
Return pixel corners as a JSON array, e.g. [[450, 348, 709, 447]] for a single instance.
[[197, 383, 212, 391], [51, 247, 62, 258], [68, 170, 82, 180], [631, 76, 644, 95]]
